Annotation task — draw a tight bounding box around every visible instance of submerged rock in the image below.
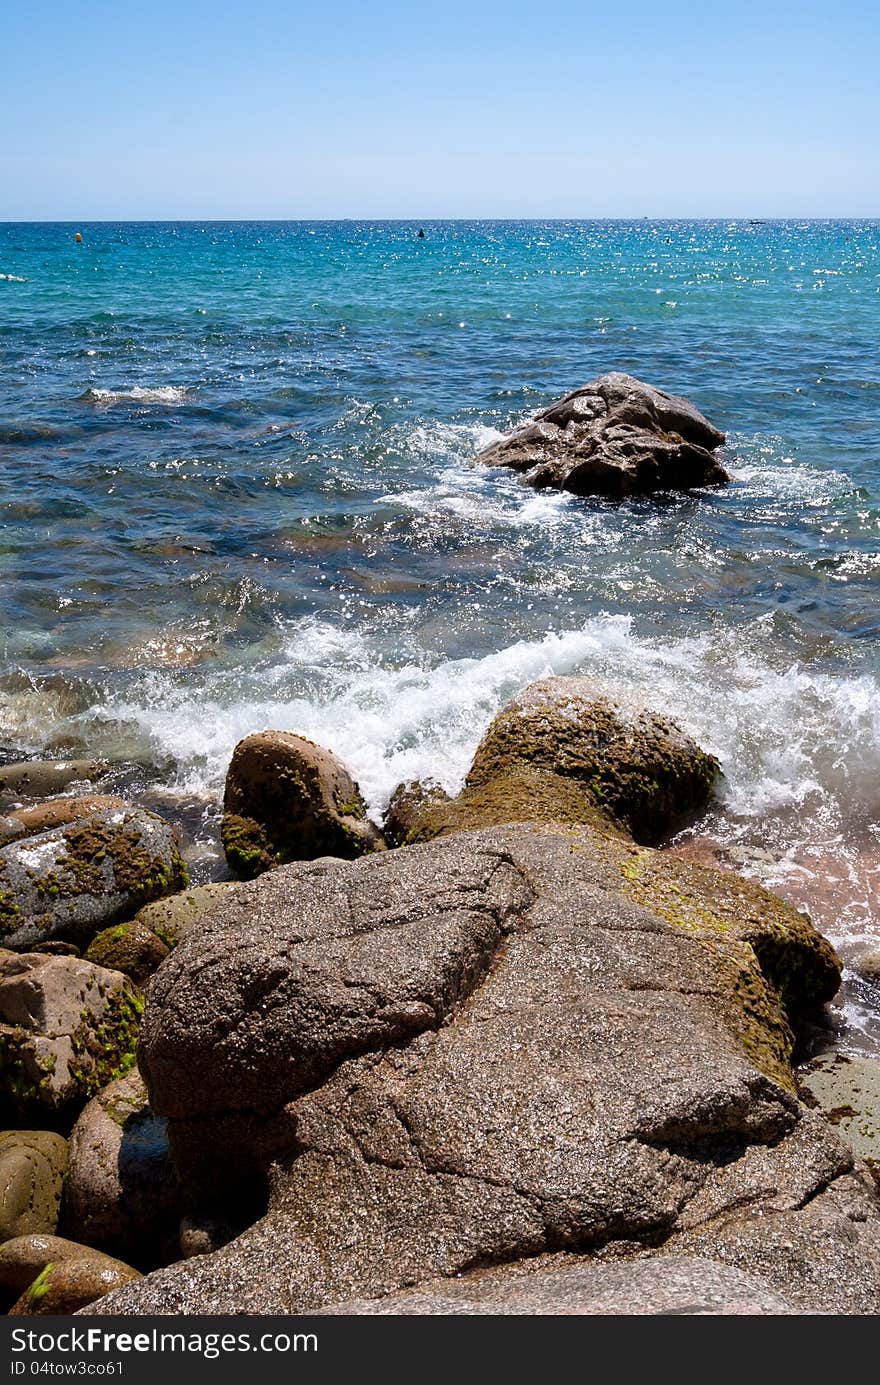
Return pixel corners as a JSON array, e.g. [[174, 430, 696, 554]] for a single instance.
[[476, 372, 728, 497], [0, 1130, 68, 1241], [86, 824, 874, 1318], [221, 731, 385, 879], [389, 677, 721, 846], [63, 1070, 181, 1266], [0, 952, 142, 1120], [0, 807, 188, 951]]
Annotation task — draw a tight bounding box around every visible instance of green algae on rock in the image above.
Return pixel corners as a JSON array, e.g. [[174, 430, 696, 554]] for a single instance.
[[0, 808, 188, 951], [85, 921, 170, 987], [90, 825, 877, 1318], [222, 731, 385, 879], [465, 676, 720, 844], [0, 952, 143, 1121]]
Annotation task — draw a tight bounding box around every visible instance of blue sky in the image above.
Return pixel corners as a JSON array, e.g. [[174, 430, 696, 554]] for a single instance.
[[3, 0, 878, 218]]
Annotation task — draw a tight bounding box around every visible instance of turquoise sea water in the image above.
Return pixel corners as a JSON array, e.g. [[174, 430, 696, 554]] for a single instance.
[[1, 220, 878, 1046]]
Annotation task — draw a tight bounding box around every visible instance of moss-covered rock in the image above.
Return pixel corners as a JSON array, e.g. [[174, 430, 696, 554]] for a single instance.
[[0, 952, 143, 1121], [0, 807, 188, 951], [85, 922, 170, 986], [133, 882, 239, 949], [222, 732, 385, 879], [465, 677, 720, 844], [385, 765, 626, 846]]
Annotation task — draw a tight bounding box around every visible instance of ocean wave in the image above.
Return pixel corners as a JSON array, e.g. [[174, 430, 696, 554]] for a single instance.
[[79, 385, 191, 406], [0, 272, 27, 282], [49, 613, 877, 840]]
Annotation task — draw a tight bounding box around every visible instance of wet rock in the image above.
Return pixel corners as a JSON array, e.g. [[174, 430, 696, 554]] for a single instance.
[[0, 760, 110, 806], [0, 952, 142, 1120], [383, 780, 452, 847], [6, 795, 129, 839], [318, 1254, 801, 1315], [855, 949, 880, 984], [0, 816, 26, 848], [85, 921, 170, 986], [0, 1234, 125, 1299], [476, 372, 729, 497], [0, 1130, 68, 1240], [400, 677, 721, 846], [798, 1053, 880, 1164], [85, 824, 871, 1317], [221, 732, 385, 879], [9, 1255, 140, 1315], [63, 1069, 181, 1266], [133, 882, 239, 949], [0, 807, 189, 951]]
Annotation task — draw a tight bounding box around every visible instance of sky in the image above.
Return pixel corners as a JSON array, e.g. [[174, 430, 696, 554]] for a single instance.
[[2, 0, 879, 219]]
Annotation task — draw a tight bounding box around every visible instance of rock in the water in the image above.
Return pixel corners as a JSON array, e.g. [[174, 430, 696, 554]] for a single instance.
[[5, 795, 128, 839], [0, 1130, 68, 1241], [0, 807, 188, 950], [798, 1053, 880, 1165], [393, 677, 721, 846], [9, 1255, 140, 1315], [855, 948, 880, 984], [133, 882, 239, 949], [85, 921, 170, 986], [0, 1234, 126, 1299], [0, 760, 110, 806], [221, 732, 385, 879], [0, 952, 142, 1120], [84, 824, 873, 1318], [63, 1069, 181, 1266], [476, 372, 729, 497], [318, 1254, 801, 1315]]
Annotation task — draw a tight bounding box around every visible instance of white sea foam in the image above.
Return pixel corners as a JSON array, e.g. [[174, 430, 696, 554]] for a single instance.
[[0, 273, 27, 282], [72, 614, 880, 849], [80, 386, 191, 406]]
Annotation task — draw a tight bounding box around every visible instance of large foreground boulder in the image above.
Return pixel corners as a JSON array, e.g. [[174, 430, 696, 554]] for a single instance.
[[0, 808, 188, 951], [0, 952, 142, 1120], [317, 1255, 802, 1315], [386, 677, 720, 846], [83, 824, 879, 1317], [476, 372, 729, 497], [222, 732, 384, 879]]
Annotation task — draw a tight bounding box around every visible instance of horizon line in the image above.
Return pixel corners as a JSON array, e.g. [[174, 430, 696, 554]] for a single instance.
[[3, 215, 880, 226]]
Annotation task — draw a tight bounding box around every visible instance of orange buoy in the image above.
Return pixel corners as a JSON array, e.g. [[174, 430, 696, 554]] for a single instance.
[[74, 232, 83, 243]]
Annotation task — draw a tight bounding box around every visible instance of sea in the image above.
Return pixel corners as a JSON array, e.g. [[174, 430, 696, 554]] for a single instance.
[[1, 219, 878, 1053]]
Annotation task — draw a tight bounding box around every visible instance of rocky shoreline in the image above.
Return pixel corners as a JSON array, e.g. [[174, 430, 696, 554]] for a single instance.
[[2, 378, 879, 1316]]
